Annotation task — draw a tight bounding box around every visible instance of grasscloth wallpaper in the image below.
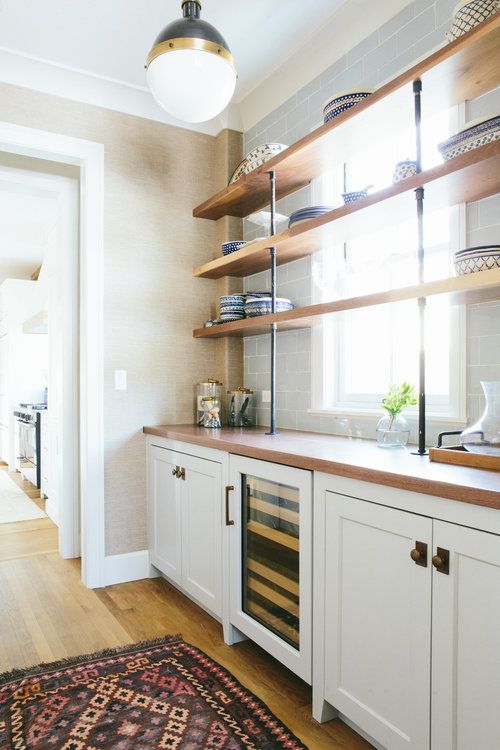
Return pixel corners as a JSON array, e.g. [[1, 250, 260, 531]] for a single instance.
[[0, 81, 229, 555]]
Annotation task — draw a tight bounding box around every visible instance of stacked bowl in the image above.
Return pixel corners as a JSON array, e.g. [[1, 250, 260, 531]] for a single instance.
[[342, 186, 373, 204], [438, 115, 500, 161], [289, 205, 333, 229], [221, 240, 246, 256], [245, 296, 294, 317], [323, 89, 373, 124], [219, 294, 246, 322], [453, 245, 500, 275]]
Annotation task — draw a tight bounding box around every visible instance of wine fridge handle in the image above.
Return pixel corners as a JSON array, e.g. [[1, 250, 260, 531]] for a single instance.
[[225, 485, 235, 526]]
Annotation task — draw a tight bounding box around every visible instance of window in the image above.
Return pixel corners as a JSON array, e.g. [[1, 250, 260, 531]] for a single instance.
[[311, 106, 466, 424]]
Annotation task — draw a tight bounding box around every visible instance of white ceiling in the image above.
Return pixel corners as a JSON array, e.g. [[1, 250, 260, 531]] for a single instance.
[[0, 175, 58, 283], [0, 0, 347, 102]]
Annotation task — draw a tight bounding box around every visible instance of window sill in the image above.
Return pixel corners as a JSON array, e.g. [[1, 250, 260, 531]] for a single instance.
[[308, 408, 468, 428]]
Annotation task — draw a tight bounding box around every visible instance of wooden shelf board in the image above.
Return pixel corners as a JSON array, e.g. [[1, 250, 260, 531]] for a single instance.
[[193, 268, 500, 339], [193, 14, 500, 221], [194, 140, 500, 279]]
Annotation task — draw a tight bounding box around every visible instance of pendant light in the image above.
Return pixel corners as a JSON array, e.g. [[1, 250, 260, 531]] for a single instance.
[[146, 0, 236, 123]]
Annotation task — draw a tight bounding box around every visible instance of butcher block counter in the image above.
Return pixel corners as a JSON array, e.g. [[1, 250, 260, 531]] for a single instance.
[[143, 424, 500, 510]]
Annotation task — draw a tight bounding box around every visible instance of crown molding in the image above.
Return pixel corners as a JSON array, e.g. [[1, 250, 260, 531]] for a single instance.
[[237, 0, 411, 132], [0, 46, 236, 137]]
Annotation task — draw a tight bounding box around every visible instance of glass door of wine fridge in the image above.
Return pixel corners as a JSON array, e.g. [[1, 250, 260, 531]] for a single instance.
[[228, 455, 312, 683]]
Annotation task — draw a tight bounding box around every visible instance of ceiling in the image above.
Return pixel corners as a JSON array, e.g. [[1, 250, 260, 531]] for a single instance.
[[0, 0, 347, 102], [0, 173, 58, 283]]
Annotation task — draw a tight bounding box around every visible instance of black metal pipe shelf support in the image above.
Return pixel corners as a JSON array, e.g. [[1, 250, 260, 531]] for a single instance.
[[266, 170, 278, 435], [413, 79, 427, 456]]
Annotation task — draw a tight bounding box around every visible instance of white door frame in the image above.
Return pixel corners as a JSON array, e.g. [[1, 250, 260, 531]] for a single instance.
[[0, 120, 105, 588]]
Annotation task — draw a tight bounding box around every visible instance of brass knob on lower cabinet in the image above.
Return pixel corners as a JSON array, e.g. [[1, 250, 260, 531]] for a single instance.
[[432, 547, 450, 575], [410, 541, 427, 567]]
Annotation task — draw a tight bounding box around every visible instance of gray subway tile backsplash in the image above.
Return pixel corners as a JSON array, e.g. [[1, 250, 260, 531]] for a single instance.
[[242, 0, 500, 440]]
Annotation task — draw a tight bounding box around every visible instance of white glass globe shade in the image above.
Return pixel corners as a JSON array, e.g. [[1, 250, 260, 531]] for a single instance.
[[147, 48, 236, 123]]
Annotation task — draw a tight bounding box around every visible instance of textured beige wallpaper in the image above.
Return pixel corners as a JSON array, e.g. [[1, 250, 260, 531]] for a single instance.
[[0, 82, 238, 555]]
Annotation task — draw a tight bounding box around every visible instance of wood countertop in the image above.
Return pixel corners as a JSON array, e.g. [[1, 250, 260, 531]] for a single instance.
[[143, 425, 500, 510]]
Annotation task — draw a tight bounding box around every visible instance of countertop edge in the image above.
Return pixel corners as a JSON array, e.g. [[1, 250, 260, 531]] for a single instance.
[[143, 425, 500, 509]]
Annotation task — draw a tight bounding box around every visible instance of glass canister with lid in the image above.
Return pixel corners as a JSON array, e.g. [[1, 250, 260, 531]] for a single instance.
[[196, 379, 223, 427], [227, 387, 254, 427]]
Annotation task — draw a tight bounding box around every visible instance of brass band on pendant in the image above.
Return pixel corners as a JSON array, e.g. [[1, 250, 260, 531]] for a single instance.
[[146, 38, 235, 69]]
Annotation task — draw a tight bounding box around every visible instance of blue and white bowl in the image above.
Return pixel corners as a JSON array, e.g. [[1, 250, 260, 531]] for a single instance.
[[228, 143, 288, 185], [453, 245, 500, 274], [245, 290, 270, 298], [245, 297, 294, 317], [323, 89, 374, 124], [221, 240, 247, 256], [342, 185, 373, 205], [289, 205, 333, 228], [446, 0, 499, 42], [392, 160, 418, 183], [438, 115, 500, 160]]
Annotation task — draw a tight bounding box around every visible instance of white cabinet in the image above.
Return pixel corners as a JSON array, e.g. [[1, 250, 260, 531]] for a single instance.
[[321, 493, 432, 750], [228, 455, 312, 683], [148, 442, 223, 618], [431, 521, 500, 750], [314, 477, 500, 750]]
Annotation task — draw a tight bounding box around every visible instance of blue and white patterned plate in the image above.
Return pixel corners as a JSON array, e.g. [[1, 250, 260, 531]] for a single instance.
[[438, 115, 500, 160], [323, 90, 373, 124], [221, 240, 247, 256]]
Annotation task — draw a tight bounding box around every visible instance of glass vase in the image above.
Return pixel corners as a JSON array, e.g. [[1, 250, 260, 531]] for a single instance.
[[460, 381, 500, 455], [376, 414, 410, 448]]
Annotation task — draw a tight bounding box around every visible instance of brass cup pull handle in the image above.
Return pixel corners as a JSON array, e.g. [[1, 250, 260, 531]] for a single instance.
[[225, 485, 235, 526]]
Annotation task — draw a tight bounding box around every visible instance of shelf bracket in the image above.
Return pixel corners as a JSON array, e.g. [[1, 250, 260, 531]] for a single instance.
[[266, 170, 279, 436], [413, 79, 427, 456]]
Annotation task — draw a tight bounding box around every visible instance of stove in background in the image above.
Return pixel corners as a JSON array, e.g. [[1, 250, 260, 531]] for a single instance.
[[14, 403, 48, 489]]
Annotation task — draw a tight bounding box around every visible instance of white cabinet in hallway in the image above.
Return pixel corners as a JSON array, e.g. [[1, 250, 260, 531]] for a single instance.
[[148, 442, 223, 618], [431, 521, 500, 750]]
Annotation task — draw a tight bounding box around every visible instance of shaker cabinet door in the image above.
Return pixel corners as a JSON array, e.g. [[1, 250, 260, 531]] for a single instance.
[[148, 445, 182, 585], [324, 493, 432, 750], [431, 521, 500, 750], [180, 453, 222, 618]]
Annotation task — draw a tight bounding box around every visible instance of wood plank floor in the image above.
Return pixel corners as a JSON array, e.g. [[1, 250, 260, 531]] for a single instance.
[[0, 470, 373, 750]]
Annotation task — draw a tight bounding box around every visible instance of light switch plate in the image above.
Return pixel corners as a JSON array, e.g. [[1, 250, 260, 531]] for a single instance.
[[262, 390, 271, 403], [114, 370, 127, 390]]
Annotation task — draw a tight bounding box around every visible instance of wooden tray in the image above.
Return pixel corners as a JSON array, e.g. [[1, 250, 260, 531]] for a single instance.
[[429, 445, 500, 471]]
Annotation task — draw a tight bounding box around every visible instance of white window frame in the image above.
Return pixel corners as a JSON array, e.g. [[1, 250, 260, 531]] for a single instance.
[[309, 104, 468, 428]]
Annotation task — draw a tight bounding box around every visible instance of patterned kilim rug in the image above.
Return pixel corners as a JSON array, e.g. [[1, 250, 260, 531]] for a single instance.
[[0, 636, 307, 749]]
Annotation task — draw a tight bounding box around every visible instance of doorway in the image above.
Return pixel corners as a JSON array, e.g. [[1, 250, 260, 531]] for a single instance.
[[0, 121, 104, 588]]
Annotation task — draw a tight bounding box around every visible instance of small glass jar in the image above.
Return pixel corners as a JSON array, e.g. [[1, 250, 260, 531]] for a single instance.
[[376, 414, 410, 448], [227, 387, 254, 427], [201, 396, 222, 428], [196, 380, 223, 426]]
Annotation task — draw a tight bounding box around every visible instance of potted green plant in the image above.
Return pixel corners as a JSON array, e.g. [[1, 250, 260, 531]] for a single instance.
[[376, 382, 418, 448]]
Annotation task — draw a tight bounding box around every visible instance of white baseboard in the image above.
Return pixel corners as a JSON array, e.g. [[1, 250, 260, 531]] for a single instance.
[[103, 550, 160, 586], [45, 496, 59, 526]]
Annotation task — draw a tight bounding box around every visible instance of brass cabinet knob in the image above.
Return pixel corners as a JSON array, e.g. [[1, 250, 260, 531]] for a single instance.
[[410, 541, 427, 567], [432, 548, 450, 574], [172, 467, 178, 477]]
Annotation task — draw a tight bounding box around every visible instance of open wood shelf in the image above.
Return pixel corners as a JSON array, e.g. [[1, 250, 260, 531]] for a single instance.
[[194, 141, 500, 279], [193, 268, 500, 339], [193, 14, 500, 221]]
